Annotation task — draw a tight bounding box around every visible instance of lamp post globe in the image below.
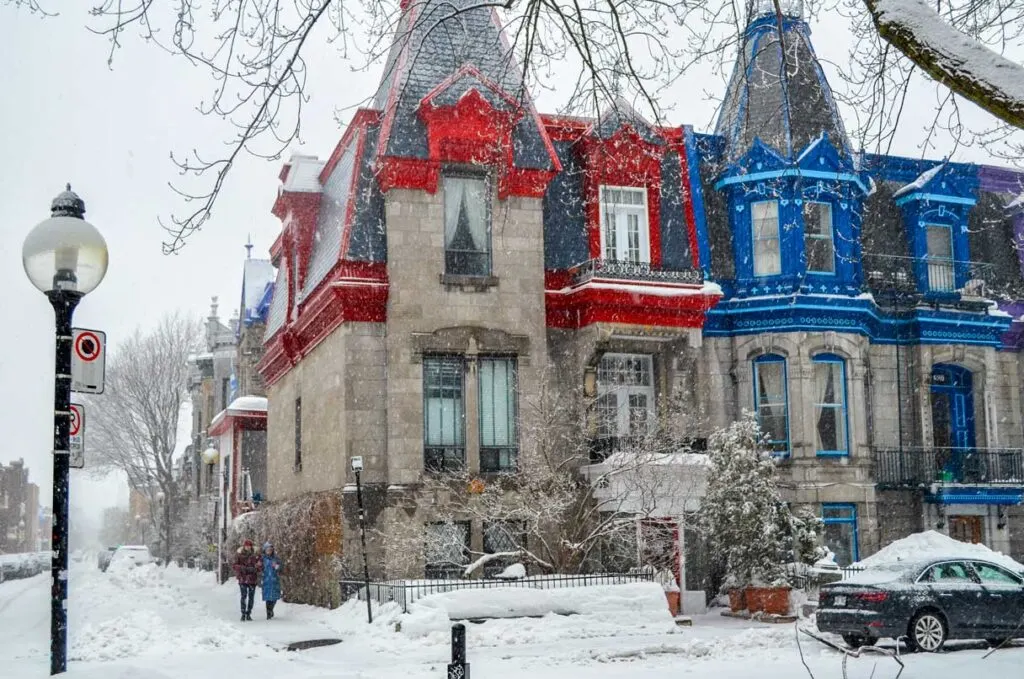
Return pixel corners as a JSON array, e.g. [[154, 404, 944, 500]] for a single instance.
[[25, 185, 108, 676], [23, 186, 108, 296]]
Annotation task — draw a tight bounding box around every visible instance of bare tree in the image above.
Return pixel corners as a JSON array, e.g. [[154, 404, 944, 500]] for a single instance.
[[8, 0, 1024, 249], [86, 312, 202, 564], [376, 377, 709, 579]]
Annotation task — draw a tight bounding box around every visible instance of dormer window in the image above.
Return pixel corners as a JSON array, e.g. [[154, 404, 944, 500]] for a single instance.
[[804, 202, 835, 273], [752, 201, 781, 276], [444, 174, 491, 276], [600, 186, 649, 264], [925, 224, 955, 292]]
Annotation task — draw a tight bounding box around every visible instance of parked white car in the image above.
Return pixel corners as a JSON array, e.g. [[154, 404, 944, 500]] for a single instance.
[[108, 545, 154, 569]]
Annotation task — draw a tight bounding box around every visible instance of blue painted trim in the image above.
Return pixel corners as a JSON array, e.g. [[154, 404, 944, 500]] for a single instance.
[[752, 354, 791, 457], [812, 353, 849, 456], [683, 125, 712, 277], [926, 488, 1024, 505], [822, 503, 859, 563], [715, 169, 870, 193], [895, 192, 977, 207]]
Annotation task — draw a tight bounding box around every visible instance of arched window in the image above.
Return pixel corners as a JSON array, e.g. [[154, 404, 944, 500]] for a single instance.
[[812, 353, 849, 456], [752, 354, 789, 456]]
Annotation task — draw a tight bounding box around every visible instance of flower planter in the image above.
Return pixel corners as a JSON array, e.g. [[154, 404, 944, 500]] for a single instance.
[[728, 589, 746, 612], [665, 591, 680, 617], [745, 586, 791, 616]]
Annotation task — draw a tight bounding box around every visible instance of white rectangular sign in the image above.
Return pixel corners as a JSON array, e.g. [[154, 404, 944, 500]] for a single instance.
[[69, 403, 85, 469], [71, 328, 106, 394]]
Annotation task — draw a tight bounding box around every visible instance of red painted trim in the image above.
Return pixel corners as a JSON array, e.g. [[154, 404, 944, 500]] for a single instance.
[[374, 3, 420, 168], [545, 284, 719, 330], [377, 156, 440, 193], [420, 64, 521, 111], [677, 132, 702, 269], [320, 109, 380, 183], [339, 127, 370, 258]]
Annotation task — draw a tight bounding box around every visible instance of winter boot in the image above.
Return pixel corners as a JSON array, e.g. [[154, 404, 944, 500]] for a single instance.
[[266, 603, 273, 620], [240, 613, 246, 622]]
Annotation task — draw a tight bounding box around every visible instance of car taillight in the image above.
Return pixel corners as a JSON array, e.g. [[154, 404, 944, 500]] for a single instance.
[[819, 591, 826, 605], [855, 592, 888, 603]]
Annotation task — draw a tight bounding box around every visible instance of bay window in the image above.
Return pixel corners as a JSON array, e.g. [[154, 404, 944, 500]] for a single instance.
[[600, 187, 649, 264], [479, 357, 518, 472], [752, 354, 789, 455], [752, 201, 781, 276], [812, 354, 849, 456]]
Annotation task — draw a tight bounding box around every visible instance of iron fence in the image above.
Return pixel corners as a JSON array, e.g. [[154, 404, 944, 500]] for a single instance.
[[874, 447, 1024, 488], [340, 572, 655, 614], [861, 252, 995, 299], [569, 258, 703, 287]]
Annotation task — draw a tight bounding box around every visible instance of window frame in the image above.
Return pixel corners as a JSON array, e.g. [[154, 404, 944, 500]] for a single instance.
[[599, 186, 650, 265], [812, 353, 850, 457], [803, 201, 836, 274], [752, 354, 790, 456], [923, 223, 956, 293], [751, 200, 781, 277], [423, 355, 467, 472], [482, 520, 528, 577], [970, 561, 1024, 586], [822, 503, 859, 566], [596, 353, 656, 441], [478, 356, 519, 474], [424, 520, 471, 580], [442, 172, 492, 277]]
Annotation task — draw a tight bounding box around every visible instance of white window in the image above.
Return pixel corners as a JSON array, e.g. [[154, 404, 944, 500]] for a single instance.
[[600, 187, 649, 264], [804, 202, 835, 273], [925, 224, 954, 292], [752, 201, 781, 276], [596, 354, 655, 439]]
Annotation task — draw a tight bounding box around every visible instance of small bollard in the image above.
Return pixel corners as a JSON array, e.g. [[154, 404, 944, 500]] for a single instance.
[[447, 623, 469, 679]]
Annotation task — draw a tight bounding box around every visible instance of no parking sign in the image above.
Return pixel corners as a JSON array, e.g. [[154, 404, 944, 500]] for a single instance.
[[69, 404, 85, 469], [71, 328, 105, 394]]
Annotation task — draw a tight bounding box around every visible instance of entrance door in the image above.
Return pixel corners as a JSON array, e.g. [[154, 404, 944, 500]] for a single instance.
[[948, 515, 983, 544], [931, 365, 975, 481]]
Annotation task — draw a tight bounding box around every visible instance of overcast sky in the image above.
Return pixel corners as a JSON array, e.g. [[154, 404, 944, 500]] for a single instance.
[[0, 5, 1009, 528]]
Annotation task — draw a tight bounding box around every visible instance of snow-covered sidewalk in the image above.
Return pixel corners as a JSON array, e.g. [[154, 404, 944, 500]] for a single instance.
[[3, 562, 1023, 679]]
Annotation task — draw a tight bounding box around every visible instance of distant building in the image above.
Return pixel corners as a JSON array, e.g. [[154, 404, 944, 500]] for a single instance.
[[0, 459, 36, 553]]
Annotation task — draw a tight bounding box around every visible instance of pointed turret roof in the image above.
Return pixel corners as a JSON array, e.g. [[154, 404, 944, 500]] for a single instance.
[[715, 5, 849, 164], [373, 0, 556, 171]]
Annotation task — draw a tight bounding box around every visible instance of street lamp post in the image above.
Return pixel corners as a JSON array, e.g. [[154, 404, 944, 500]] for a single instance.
[[351, 456, 373, 624], [22, 185, 108, 676]]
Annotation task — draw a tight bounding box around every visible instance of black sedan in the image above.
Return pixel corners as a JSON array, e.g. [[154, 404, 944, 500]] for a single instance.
[[817, 558, 1024, 652]]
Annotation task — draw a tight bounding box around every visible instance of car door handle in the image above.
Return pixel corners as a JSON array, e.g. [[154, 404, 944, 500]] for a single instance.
[[990, 594, 1003, 598], [939, 593, 953, 598]]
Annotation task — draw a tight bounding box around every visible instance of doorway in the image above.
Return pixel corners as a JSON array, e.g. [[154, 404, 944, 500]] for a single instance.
[[948, 515, 983, 544], [930, 364, 975, 481]]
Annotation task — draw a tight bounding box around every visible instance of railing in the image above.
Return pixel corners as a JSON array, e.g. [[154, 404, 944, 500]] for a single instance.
[[861, 253, 995, 299], [340, 572, 655, 614], [874, 447, 1024, 488], [588, 435, 646, 463], [569, 258, 703, 287]]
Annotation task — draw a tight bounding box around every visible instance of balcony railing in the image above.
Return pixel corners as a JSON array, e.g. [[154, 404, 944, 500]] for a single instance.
[[874, 447, 1024, 488], [861, 253, 995, 301], [569, 258, 703, 287]]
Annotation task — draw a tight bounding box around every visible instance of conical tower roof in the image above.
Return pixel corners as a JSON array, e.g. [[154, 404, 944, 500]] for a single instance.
[[715, 4, 849, 164]]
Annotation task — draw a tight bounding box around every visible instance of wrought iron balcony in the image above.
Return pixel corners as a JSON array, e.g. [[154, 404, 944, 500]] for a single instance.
[[874, 447, 1024, 488], [861, 253, 995, 307], [569, 259, 703, 287]]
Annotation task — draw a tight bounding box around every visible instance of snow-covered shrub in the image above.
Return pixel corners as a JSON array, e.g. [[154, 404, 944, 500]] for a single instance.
[[698, 413, 788, 589]]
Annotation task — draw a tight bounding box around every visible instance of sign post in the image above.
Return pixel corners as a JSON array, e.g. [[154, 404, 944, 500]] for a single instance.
[[69, 404, 84, 469], [71, 329, 105, 394]]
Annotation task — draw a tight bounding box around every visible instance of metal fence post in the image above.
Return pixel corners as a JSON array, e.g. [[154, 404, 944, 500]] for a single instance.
[[447, 623, 469, 679]]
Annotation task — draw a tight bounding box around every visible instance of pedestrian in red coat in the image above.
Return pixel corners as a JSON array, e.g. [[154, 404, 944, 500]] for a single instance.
[[233, 539, 262, 621]]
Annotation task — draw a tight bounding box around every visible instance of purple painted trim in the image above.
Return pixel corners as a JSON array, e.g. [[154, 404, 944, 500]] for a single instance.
[[999, 301, 1024, 350], [978, 165, 1024, 194]]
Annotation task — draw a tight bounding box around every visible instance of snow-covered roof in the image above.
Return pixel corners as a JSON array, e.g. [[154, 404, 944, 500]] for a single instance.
[[893, 162, 945, 198], [227, 396, 267, 413]]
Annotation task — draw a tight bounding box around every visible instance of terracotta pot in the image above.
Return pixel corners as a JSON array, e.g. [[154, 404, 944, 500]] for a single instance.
[[728, 588, 746, 612], [746, 586, 790, 616], [665, 591, 680, 617]]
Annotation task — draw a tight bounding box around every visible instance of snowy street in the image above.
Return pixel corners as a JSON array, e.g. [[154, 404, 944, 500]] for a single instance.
[[3, 562, 1023, 679]]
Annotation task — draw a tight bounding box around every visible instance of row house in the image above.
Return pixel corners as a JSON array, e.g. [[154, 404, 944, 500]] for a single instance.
[[0, 459, 40, 553], [253, 0, 1024, 593]]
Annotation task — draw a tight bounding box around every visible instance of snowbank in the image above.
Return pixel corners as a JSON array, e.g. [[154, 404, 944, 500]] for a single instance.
[[854, 530, 1024, 573], [415, 582, 669, 620]]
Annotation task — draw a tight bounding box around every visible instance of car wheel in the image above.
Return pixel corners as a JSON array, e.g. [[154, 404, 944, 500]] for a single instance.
[[842, 634, 877, 649], [909, 611, 947, 652]]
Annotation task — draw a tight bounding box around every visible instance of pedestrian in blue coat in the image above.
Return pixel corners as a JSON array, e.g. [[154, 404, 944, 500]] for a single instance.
[[260, 542, 282, 619]]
